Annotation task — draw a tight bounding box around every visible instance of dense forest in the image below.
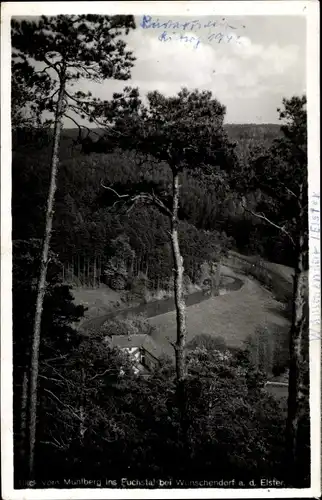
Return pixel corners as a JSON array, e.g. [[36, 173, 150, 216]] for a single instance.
[[11, 14, 309, 491], [13, 122, 291, 291]]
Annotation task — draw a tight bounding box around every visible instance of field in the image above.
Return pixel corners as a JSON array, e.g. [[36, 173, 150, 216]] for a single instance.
[[71, 254, 293, 402], [71, 253, 294, 359], [149, 264, 291, 357], [72, 285, 124, 328]]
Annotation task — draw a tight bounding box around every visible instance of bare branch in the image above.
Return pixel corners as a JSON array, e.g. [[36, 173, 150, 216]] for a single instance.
[[285, 187, 297, 198], [166, 337, 178, 353], [41, 362, 78, 388], [43, 55, 62, 78], [65, 91, 126, 137], [89, 368, 117, 381], [43, 388, 83, 422], [101, 184, 172, 217], [279, 182, 297, 198], [34, 66, 52, 75], [100, 184, 130, 198], [43, 354, 68, 363], [38, 374, 64, 385], [68, 102, 113, 132], [65, 90, 84, 105], [129, 192, 172, 217], [242, 202, 295, 247], [64, 114, 83, 130], [48, 87, 60, 102], [40, 440, 67, 450]]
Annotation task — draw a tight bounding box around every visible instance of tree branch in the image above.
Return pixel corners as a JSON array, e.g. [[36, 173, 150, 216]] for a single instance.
[[68, 103, 114, 132], [34, 66, 52, 75], [285, 187, 297, 198], [40, 440, 67, 450], [65, 91, 126, 137], [41, 361, 78, 388], [101, 183, 172, 218], [43, 55, 61, 78], [43, 354, 68, 363], [69, 63, 102, 82], [48, 87, 60, 102], [89, 368, 117, 381], [65, 90, 84, 105], [63, 114, 101, 140], [38, 374, 64, 385], [100, 184, 130, 198], [166, 337, 178, 353], [279, 182, 297, 199], [64, 114, 83, 129], [242, 202, 295, 247], [129, 192, 172, 217], [43, 388, 83, 422]]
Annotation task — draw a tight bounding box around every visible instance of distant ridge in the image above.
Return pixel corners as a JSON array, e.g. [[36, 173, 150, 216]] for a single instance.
[[61, 123, 282, 141]]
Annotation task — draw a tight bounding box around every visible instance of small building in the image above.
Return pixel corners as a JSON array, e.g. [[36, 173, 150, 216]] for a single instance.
[[107, 334, 163, 374]]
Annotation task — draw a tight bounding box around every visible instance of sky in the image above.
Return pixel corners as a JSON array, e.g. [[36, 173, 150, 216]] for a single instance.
[[12, 13, 306, 126], [72, 14, 306, 125]]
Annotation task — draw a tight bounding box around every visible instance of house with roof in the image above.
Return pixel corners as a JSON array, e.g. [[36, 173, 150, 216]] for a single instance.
[[107, 334, 163, 374]]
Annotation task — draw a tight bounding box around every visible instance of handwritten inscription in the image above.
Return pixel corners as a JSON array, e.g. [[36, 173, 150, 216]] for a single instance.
[[309, 193, 321, 341], [140, 15, 244, 49]]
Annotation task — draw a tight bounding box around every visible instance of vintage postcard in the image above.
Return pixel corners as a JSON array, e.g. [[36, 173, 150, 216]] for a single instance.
[[1, 1, 320, 499]]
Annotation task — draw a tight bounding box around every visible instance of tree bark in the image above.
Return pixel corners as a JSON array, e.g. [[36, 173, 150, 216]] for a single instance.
[[19, 368, 28, 463], [93, 255, 96, 289], [286, 182, 309, 485], [28, 74, 66, 478], [80, 368, 86, 444], [211, 261, 221, 297], [170, 172, 187, 384]]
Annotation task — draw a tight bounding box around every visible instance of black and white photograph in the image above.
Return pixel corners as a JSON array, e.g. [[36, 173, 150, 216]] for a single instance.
[[1, 1, 320, 498]]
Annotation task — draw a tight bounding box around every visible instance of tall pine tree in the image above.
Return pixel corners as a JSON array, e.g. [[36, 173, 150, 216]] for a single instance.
[[11, 14, 136, 476]]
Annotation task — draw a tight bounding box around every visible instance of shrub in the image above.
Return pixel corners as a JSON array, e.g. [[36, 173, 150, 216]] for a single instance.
[[99, 314, 154, 338], [187, 334, 228, 353]]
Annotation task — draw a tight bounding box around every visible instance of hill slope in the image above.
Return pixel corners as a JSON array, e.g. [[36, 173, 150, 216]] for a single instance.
[[149, 265, 290, 357]]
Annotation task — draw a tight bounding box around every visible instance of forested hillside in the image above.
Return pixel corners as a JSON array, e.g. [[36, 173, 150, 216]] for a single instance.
[[10, 14, 309, 491], [12, 122, 292, 292]]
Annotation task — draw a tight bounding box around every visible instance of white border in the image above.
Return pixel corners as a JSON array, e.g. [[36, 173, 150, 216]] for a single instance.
[[307, 0, 321, 497], [1, 2, 320, 499]]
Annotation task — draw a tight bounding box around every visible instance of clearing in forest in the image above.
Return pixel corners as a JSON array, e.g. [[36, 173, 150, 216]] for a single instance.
[[149, 265, 291, 357]]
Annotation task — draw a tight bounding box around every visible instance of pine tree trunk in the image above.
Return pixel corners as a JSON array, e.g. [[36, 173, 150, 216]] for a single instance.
[[170, 172, 187, 384], [67, 260, 70, 282], [28, 75, 66, 478], [79, 368, 86, 444], [93, 255, 96, 289], [169, 172, 189, 463], [20, 369, 28, 462], [211, 261, 221, 296], [286, 183, 308, 485]]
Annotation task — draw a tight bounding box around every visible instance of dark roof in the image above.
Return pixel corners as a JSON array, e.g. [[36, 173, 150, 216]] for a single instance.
[[108, 334, 163, 360], [142, 335, 164, 360]]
